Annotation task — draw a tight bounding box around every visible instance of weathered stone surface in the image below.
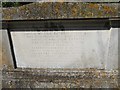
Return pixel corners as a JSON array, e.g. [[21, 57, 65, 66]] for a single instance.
[[2, 68, 119, 88], [1, 2, 120, 89], [10, 29, 118, 69], [0, 30, 14, 69], [2, 2, 119, 20]]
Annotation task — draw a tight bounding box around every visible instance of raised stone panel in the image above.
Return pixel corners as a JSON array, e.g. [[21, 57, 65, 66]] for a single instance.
[[10, 28, 118, 69]]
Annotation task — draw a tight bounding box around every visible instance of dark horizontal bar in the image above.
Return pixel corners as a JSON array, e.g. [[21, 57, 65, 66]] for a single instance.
[[2, 18, 120, 31], [110, 19, 120, 28]]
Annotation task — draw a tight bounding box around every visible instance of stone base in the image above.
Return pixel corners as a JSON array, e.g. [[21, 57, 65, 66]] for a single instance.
[[2, 68, 119, 88]]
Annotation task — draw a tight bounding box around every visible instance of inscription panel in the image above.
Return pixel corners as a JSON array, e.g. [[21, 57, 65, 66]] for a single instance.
[[11, 29, 118, 69]]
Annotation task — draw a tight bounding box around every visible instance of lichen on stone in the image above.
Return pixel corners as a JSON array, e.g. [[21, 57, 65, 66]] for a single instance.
[[2, 2, 119, 20]]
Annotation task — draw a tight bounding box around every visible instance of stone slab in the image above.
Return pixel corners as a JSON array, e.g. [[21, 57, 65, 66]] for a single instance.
[[2, 2, 119, 20], [2, 68, 119, 88], [10, 28, 118, 70]]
